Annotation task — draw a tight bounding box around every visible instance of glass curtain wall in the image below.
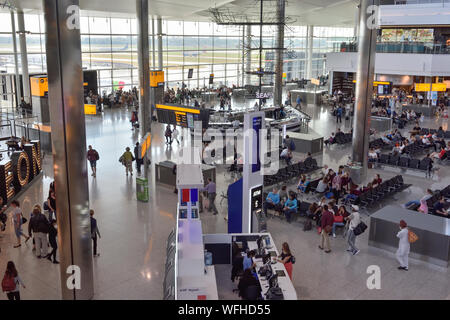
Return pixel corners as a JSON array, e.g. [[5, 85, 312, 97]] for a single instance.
[[0, 11, 354, 93]]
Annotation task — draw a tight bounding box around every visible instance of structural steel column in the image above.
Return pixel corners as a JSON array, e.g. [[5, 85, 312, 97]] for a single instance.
[[10, 11, 22, 107], [137, 0, 151, 135], [306, 25, 313, 80], [273, 0, 285, 107], [157, 16, 163, 70], [245, 25, 252, 86], [351, 0, 378, 183], [17, 10, 30, 103], [152, 17, 156, 69], [241, 25, 245, 87], [43, 0, 94, 300]]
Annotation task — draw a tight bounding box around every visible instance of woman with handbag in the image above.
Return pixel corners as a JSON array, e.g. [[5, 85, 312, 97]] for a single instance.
[[277, 242, 294, 280], [11, 200, 30, 248], [396, 220, 410, 271], [332, 207, 345, 238]]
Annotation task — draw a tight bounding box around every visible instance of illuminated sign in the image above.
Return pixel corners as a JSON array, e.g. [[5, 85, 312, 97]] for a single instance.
[[156, 104, 200, 114], [150, 71, 164, 87], [352, 80, 390, 86], [311, 78, 320, 85], [0, 141, 42, 203], [415, 83, 431, 92], [30, 77, 48, 97], [140, 133, 151, 159], [432, 83, 447, 92], [84, 104, 97, 115]]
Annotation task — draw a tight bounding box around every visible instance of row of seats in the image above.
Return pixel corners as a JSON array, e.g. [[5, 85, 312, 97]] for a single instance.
[[377, 154, 433, 171], [334, 133, 352, 145], [263, 158, 319, 187], [369, 138, 391, 150], [347, 175, 411, 209], [418, 128, 450, 139]]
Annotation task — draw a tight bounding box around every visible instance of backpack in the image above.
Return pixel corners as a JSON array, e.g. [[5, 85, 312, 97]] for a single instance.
[[303, 220, 312, 231], [94, 150, 99, 161], [290, 255, 296, 264], [2, 273, 16, 292]]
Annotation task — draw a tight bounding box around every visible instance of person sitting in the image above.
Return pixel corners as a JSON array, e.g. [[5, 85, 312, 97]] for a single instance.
[[433, 197, 448, 217], [372, 174, 382, 186], [282, 193, 298, 223], [332, 206, 346, 238], [315, 177, 329, 194], [238, 268, 261, 300], [430, 147, 447, 161], [307, 202, 319, 219], [280, 147, 293, 165], [418, 198, 429, 214], [263, 187, 281, 216], [368, 148, 378, 163], [404, 189, 433, 209], [324, 133, 335, 147], [297, 175, 308, 193]]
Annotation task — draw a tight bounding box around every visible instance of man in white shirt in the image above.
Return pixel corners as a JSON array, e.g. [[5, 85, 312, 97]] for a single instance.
[[346, 205, 361, 256]]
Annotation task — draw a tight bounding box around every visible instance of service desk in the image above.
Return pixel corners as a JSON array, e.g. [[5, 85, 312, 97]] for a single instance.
[[369, 205, 450, 268], [289, 89, 326, 106], [284, 129, 323, 155], [370, 116, 392, 133], [156, 161, 216, 187], [203, 232, 298, 300]]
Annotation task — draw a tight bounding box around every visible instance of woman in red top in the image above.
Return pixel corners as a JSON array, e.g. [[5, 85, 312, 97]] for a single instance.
[[332, 206, 346, 238], [372, 174, 382, 186]]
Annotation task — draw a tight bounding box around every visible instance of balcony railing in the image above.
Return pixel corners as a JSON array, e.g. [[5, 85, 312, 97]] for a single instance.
[[333, 41, 450, 54]]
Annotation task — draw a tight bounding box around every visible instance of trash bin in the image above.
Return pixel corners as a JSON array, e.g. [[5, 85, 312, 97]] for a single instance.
[[136, 177, 149, 202]]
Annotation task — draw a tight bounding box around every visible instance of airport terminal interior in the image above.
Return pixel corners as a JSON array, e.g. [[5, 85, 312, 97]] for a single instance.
[[0, 0, 449, 300]]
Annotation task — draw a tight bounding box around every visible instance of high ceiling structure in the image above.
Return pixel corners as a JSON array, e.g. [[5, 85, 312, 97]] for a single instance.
[[4, 0, 358, 26]]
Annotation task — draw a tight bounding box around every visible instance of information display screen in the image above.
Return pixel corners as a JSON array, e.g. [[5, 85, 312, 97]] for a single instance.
[[156, 104, 210, 128]]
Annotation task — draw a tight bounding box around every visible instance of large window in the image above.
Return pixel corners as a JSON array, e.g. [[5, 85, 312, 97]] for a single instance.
[[0, 11, 355, 92]]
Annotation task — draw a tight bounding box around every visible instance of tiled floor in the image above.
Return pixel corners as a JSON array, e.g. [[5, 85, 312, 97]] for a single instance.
[[0, 100, 449, 300]]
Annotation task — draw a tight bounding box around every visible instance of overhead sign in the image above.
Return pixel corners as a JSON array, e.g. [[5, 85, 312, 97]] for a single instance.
[[84, 104, 97, 115], [414, 83, 447, 92], [209, 74, 214, 85], [30, 76, 48, 97], [310, 78, 320, 86], [432, 83, 447, 92], [282, 72, 287, 79], [150, 71, 164, 87], [352, 80, 390, 86]]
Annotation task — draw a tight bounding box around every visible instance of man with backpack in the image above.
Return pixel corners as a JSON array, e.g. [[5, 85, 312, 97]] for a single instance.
[[28, 205, 49, 259], [87, 145, 100, 177]]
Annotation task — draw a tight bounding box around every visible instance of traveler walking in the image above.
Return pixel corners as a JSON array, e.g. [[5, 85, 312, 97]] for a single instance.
[[318, 205, 333, 253], [202, 178, 218, 215], [11, 201, 30, 248], [134, 142, 143, 174], [119, 147, 134, 176], [90, 210, 101, 257], [336, 105, 343, 123], [28, 205, 49, 259], [396, 220, 410, 271], [172, 126, 180, 145], [2, 261, 25, 300], [45, 220, 59, 264], [346, 205, 361, 255], [165, 125, 172, 145], [87, 145, 99, 177]]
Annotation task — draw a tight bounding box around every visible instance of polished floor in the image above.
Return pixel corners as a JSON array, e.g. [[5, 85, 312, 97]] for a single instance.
[[0, 100, 449, 300]]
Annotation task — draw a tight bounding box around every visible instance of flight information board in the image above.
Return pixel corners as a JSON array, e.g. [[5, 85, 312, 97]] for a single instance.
[[156, 104, 210, 128]]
